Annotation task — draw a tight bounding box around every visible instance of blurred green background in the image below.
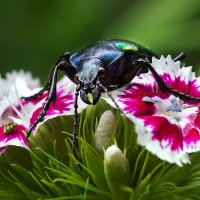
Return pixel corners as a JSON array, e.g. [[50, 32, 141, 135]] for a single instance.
[[0, 0, 200, 82]]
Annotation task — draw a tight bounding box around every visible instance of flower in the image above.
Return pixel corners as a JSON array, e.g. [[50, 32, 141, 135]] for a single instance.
[[0, 70, 40, 126], [0, 123, 28, 154], [104, 145, 130, 200], [1, 59, 200, 199], [29, 76, 87, 132], [0, 70, 87, 154], [103, 56, 200, 166], [0, 70, 40, 153], [2, 56, 200, 166]]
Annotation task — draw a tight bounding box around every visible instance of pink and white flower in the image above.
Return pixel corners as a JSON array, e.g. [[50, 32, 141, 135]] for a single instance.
[[28, 77, 87, 131], [0, 70, 86, 154], [0, 123, 28, 154], [103, 56, 200, 166], [2, 56, 200, 166], [0, 70, 40, 153]]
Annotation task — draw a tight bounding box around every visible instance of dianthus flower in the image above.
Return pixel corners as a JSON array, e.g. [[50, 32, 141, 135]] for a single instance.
[[104, 56, 200, 166], [0, 70, 86, 153], [0, 71, 39, 153], [2, 56, 200, 166]]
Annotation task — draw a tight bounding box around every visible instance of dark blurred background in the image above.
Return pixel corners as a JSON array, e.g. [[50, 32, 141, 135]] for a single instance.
[[0, 0, 200, 82]]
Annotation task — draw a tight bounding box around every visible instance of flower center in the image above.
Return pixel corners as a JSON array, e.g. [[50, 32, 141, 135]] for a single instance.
[[142, 96, 187, 121], [166, 97, 182, 112]]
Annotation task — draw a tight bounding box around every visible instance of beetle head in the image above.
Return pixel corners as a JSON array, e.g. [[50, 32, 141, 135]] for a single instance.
[[76, 58, 106, 105]]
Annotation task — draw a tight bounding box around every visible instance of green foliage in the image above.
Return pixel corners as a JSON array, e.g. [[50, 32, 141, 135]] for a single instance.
[[1, 100, 200, 200], [0, 0, 200, 80]]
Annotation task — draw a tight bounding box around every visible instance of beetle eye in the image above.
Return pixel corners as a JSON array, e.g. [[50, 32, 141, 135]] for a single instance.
[[98, 67, 106, 76], [74, 74, 79, 83]]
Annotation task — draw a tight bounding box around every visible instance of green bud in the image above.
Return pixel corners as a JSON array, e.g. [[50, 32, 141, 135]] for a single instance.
[[104, 145, 131, 200], [95, 110, 116, 153]]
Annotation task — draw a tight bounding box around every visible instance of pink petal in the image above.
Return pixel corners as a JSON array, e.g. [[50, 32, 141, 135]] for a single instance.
[[30, 92, 74, 127], [182, 112, 200, 153], [102, 80, 157, 118], [194, 108, 200, 130], [183, 128, 200, 152], [143, 116, 183, 151], [118, 83, 156, 117], [157, 74, 200, 100], [134, 116, 190, 166], [29, 79, 87, 132]]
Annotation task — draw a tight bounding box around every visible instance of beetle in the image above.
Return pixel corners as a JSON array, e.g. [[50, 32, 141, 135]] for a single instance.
[[23, 39, 199, 158]]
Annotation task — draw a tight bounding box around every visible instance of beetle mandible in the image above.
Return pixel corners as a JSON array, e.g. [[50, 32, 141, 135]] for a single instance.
[[24, 39, 197, 157]]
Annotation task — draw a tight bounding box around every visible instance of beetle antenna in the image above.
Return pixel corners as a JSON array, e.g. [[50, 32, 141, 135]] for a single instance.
[[106, 90, 133, 123], [99, 83, 133, 125]]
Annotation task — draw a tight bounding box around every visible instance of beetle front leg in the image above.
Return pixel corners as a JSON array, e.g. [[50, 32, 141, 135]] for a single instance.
[[139, 60, 200, 101], [22, 67, 55, 101], [26, 62, 66, 138], [22, 52, 71, 101], [72, 85, 81, 162]]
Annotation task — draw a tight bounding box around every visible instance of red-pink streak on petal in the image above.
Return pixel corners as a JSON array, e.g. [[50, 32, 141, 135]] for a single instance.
[[159, 73, 200, 100], [0, 125, 28, 147], [183, 128, 200, 148], [30, 93, 73, 126], [194, 108, 200, 130], [142, 116, 183, 151], [118, 83, 156, 117]]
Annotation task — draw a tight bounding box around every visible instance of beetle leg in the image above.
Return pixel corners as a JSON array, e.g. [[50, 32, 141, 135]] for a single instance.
[[107, 84, 120, 90], [72, 85, 81, 163], [26, 62, 66, 138], [22, 52, 71, 101], [139, 59, 200, 101], [22, 67, 54, 101], [72, 85, 83, 169]]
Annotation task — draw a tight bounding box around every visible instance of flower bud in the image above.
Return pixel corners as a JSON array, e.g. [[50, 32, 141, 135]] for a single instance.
[[104, 145, 131, 200], [95, 110, 116, 153]]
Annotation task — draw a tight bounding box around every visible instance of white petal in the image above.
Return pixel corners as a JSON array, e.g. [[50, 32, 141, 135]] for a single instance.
[[133, 117, 190, 166]]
